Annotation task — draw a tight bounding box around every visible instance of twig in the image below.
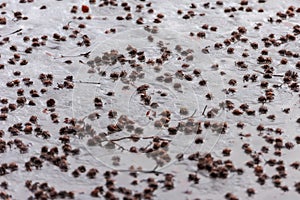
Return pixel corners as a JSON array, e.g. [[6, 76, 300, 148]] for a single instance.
[[74, 81, 101, 85], [0, 28, 22, 37], [142, 136, 172, 142], [54, 51, 91, 59], [273, 74, 284, 77], [110, 136, 140, 142], [253, 69, 284, 77], [182, 109, 197, 120], [202, 105, 207, 116], [152, 164, 159, 171], [8, 28, 22, 35], [110, 136, 172, 142], [143, 142, 153, 152], [80, 51, 92, 58], [110, 141, 126, 151], [253, 69, 264, 74], [118, 168, 164, 175]]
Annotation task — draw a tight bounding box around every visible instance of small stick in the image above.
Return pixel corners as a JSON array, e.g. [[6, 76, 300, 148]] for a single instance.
[[181, 109, 197, 120], [142, 136, 172, 142], [110, 136, 140, 142], [110, 141, 126, 151], [253, 69, 264, 74], [8, 28, 22, 35], [202, 105, 208, 116], [0, 28, 22, 37], [54, 51, 91, 59], [273, 74, 284, 77], [74, 80, 101, 85], [152, 164, 159, 172], [110, 136, 172, 142], [253, 69, 284, 77], [119, 168, 164, 175], [80, 51, 91, 58]]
